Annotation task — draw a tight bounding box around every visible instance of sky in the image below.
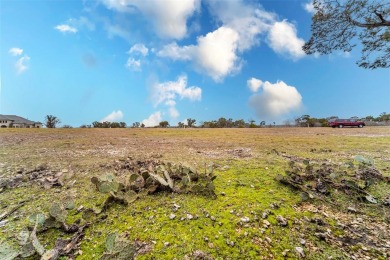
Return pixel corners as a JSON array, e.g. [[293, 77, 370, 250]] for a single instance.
[[1, 0, 389, 127]]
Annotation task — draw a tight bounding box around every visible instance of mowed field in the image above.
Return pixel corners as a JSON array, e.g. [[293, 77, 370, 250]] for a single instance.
[[1, 127, 389, 259]]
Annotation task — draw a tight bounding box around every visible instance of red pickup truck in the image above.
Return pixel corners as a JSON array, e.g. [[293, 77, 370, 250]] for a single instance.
[[328, 119, 365, 128]]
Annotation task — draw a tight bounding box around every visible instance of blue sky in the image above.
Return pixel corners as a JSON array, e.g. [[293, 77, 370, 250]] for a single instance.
[[1, 0, 389, 127]]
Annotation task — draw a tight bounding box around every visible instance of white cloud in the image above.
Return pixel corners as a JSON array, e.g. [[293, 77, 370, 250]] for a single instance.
[[168, 106, 179, 119], [303, 1, 315, 14], [267, 20, 306, 60], [157, 1, 305, 81], [247, 78, 263, 93], [101, 110, 124, 122], [128, 43, 148, 56], [141, 111, 162, 127], [151, 75, 201, 107], [150, 75, 201, 120], [249, 79, 302, 119], [125, 58, 141, 71], [55, 24, 78, 33], [206, 0, 274, 52], [15, 55, 30, 74], [157, 42, 193, 61], [9, 48, 23, 56], [158, 27, 241, 82], [194, 27, 241, 81], [101, 0, 200, 39]]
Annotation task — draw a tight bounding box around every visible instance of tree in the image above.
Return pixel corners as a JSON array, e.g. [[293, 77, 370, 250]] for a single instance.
[[45, 115, 61, 128], [132, 122, 140, 128], [178, 122, 185, 128], [248, 119, 257, 128], [159, 121, 169, 128], [303, 0, 390, 69], [187, 118, 196, 127]]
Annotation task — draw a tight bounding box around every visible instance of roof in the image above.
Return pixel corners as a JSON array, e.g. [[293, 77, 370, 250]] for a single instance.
[[0, 114, 41, 124]]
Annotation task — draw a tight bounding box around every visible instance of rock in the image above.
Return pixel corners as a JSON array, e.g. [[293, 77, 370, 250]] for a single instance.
[[163, 242, 170, 247], [61, 169, 69, 173], [186, 214, 193, 220], [315, 232, 327, 240], [263, 220, 271, 228], [262, 210, 271, 219], [347, 207, 357, 213], [282, 249, 290, 257], [299, 238, 306, 245], [295, 247, 305, 258], [240, 217, 250, 223], [276, 215, 288, 227], [169, 213, 176, 220], [210, 216, 216, 221], [265, 237, 272, 244]]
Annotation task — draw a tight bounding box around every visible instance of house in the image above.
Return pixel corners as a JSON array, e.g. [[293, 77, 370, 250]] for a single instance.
[[0, 115, 42, 128]]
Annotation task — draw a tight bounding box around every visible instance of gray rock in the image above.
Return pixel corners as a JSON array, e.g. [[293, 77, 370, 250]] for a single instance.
[[276, 215, 288, 226], [169, 213, 176, 220], [295, 247, 305, 258]]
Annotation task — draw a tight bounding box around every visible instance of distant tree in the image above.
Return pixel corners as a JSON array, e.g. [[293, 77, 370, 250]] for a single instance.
[[296, 115, 311, 127], [62, 125, 73, 128], [45, 115, 61, 128], [303, 0, 390, 69], [364, 115, 375, 121], [159, 121, 169, 128], [119, 122, 127, 128], [234, 119, 246, 128], [378, 112, 390, 122], [248, 119, 257, 128], [178, 122, 185, 128], [80, 124, 92, 128], [227, 118, 234, 128], [141, 123, 145, 128], [187, 118, 196, 127], [132, 122, 140, 128], [217, 117, 228, 128], [259, 121, 266, 127]]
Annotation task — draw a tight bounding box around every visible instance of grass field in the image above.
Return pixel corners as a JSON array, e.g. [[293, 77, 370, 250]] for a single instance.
[[1, 127, 389, 259]]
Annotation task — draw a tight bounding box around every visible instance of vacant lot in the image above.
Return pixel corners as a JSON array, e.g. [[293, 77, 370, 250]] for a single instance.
[[1, 127, 389, 259]]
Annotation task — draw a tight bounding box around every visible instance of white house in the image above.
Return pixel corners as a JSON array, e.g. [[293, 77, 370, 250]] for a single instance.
[[0, 115, 42, 128]]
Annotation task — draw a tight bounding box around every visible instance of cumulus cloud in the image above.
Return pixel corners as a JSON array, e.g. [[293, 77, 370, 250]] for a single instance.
[[157, 42, 193, 61], [194, 27, 241, 81], [158, 27, 241, 82], [303, 1, 315, 14], [128, 43, 148, 56], [247, 78, 262, 93], [157, 0, 305, 81], [206, 0, 274, 52], [55, 24, 78, 33], [249, 78, 302, 118], [9, 47, 23, 56], [151, 75, 201, 107], [141, 111, 162, 127], [101, 0, 200, 39], [267, 20, 306, 60], [125, 58, 141, 71], [150, 75, 201, 120], [100, 110, 124, 122]]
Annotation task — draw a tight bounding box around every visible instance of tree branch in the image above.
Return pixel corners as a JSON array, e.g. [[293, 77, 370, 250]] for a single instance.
[[345, 12, 390, 28]]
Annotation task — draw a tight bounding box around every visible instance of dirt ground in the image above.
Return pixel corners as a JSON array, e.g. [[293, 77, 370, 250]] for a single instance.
[[1, 127, 389, 259]]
